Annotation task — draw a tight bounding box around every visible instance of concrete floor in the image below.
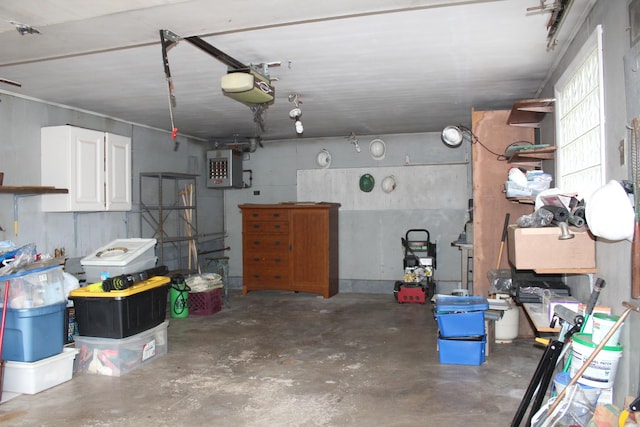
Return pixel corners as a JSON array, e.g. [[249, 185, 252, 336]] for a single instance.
[[0, 290, 544, 426]]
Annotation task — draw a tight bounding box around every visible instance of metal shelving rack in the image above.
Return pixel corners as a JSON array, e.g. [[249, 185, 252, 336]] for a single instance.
[[139, 172, 198, 274]]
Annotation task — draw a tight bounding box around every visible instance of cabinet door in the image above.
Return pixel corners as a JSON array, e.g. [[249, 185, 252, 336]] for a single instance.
[[105, 133, 131, 211], [290, 209, 329, 290], [73, 128, 106, 211], [41, 126, 105, 211]]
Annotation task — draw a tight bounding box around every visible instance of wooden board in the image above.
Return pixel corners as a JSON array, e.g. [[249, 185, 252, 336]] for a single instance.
[[0, 186, 68, 194], [472, 109, 536, 338]]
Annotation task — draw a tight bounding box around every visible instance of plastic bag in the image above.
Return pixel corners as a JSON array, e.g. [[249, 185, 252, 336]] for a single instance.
[[531, 384, 596, 427], [517, 208, 554, 228], [0, 243, 37, 276]]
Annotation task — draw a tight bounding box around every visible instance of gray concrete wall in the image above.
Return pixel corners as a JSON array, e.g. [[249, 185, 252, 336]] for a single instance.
[[223, 132, 473, 293], [538, 0, 639, 407], [0, 93, 225, 271]]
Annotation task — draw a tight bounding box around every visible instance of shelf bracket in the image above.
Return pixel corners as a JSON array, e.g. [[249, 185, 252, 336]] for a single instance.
[[13, 194, 36, 236]]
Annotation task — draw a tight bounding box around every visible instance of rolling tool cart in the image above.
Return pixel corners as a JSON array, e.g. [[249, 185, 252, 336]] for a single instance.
[[394, 229, 437, 303]]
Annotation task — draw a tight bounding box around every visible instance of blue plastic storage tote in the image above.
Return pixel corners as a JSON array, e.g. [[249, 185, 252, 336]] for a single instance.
[[438, 335, 486, 366], [2, 301, 66, 362], [435, 296, 489, 338]]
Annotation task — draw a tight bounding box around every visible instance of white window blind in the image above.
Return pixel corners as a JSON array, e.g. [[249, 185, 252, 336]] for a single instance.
[[554, 25, 605, 199]]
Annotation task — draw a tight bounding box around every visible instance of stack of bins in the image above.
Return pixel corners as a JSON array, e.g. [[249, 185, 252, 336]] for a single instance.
[[68, 276, 170, 377], [0, 265, 79, 396], [434, 296, 489, 366]]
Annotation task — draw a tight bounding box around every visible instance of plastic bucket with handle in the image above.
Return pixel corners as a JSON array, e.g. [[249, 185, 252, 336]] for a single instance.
[[569, 333, 622, 388]]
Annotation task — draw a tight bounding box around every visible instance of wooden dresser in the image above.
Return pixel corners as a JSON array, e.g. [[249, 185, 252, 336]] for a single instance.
[[239, 202, 340, 298]]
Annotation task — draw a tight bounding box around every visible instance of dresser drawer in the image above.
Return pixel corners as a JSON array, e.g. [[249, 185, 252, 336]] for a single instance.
[[245, 220, 288, 234], [244, 253, 289, 268], [244, 235, 289, 253], [243, 268, 290, 285], [244, 209, 289, 221]]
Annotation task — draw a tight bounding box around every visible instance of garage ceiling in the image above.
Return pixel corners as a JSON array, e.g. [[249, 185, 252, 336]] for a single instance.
[[0, 0, 591, 143]]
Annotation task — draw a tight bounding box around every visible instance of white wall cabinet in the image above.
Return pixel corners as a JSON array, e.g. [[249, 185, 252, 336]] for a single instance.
[[41, 125, 131, 212]]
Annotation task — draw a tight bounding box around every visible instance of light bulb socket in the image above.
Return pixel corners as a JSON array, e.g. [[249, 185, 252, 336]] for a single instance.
[[289, 108, 302, 120]]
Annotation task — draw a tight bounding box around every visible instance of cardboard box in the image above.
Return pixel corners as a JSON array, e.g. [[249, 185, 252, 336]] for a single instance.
[[507, 225, 595, 270], [542, 295, 581, 323]]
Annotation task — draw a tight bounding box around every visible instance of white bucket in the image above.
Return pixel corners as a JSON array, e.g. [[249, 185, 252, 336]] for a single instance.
[[495, 304, 519, 343], [592, 313, 622, 346], [569, 333, 623, 389], [451, 288, 468, 297]]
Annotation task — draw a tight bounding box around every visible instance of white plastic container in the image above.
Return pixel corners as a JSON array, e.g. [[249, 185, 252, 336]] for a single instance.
[[81, 238, 157, 283], [570, 333, 623, 389], [0, 265, 66, 309], [495, 302, 519, 343], [73, 320, 168, 376], [3, 348, 79, 394], [553, 372, 601, 407], [592, 313, 622, 346]]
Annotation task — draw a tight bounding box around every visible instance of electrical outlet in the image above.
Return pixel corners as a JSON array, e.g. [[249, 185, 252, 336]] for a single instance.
[[619, 139, 625, 166]]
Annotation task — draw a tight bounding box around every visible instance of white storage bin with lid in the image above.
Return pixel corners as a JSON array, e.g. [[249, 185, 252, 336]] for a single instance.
[[81, 238, 157, 283], [3, 348, 79, 394]]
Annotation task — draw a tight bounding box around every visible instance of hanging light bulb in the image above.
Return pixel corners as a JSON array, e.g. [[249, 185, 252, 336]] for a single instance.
[[288, 94, 304, 135]]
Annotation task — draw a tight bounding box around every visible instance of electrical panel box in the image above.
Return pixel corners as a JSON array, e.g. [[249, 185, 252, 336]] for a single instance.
[[206, 149, 243, 189]]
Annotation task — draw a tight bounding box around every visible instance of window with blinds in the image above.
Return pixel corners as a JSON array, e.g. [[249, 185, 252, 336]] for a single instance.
[[554, 25, 605, 200]]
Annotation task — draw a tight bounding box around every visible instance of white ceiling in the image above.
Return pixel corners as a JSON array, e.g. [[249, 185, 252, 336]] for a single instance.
[[0, 0, 588, 143]]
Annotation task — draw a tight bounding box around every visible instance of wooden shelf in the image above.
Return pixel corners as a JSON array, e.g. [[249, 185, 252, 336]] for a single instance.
[[507, 98, 555, 128], [522, 303, 560, 333], [532, 268, 597, 275], [0, 186, 68, 194], [507, 146, 556, 164], [506, 196, 536, 204]]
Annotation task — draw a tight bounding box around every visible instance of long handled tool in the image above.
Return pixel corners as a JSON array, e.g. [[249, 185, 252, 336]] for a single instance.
[[0, 280, 10, 385], [510, 306, 584, 427], [562, 278, 606, 372], [544, 301, 640, 418], [496, 213, 510, 269]]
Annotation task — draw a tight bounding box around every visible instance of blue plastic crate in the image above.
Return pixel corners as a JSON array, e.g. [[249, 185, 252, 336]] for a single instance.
[[436, 310, 486, 337], [438, 335, 486, 366], [435, 296, 488, 338], [435, 295, 489, 312], [2, 302, 66, 362]]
